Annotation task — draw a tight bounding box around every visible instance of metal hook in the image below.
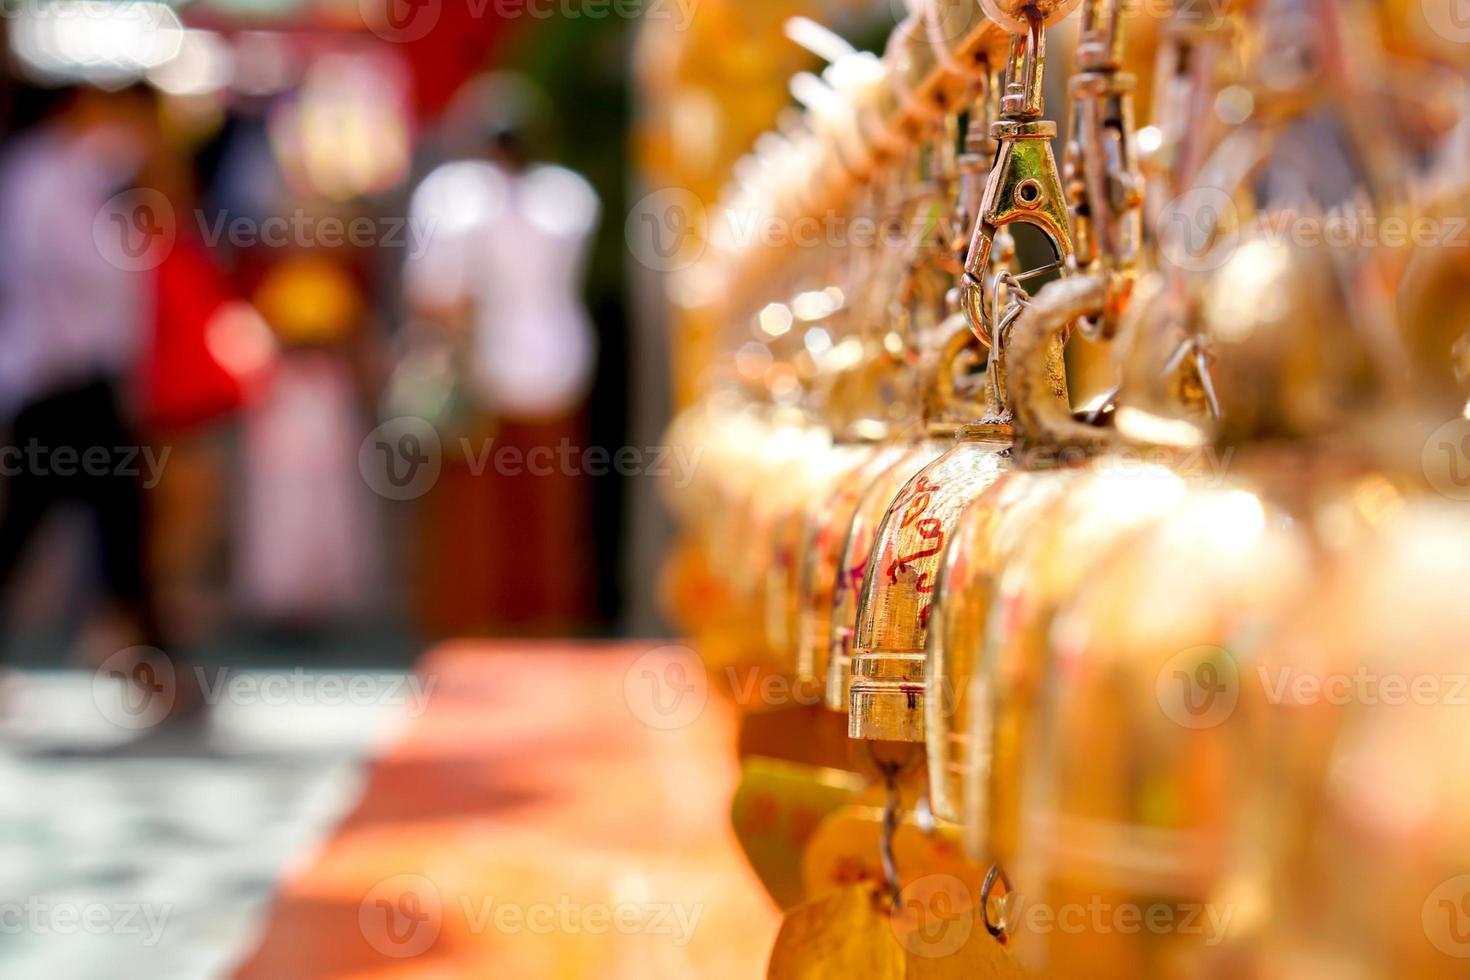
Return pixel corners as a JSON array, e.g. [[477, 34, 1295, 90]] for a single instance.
[[960, 14, 1074, 348], [980, 862, 1014, 940]]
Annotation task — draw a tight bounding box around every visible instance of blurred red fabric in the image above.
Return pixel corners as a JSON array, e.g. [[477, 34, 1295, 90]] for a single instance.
[[140, 236, 251, 432]]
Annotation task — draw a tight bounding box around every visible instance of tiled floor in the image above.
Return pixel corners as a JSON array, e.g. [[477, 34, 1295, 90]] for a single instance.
[[0, 671, 413, 980]]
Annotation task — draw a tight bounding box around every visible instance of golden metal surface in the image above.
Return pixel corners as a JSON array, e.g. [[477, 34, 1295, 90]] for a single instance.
[[850, 433, 1014, 742]]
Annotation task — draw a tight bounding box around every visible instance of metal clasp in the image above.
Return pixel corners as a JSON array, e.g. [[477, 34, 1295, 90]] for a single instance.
[[960, 14, 1074, 348]]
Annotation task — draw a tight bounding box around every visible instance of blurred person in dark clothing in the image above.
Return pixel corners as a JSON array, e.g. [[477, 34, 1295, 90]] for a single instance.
[[0, 84, 200, 720]]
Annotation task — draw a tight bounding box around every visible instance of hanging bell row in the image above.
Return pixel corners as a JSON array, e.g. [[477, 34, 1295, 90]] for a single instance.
[[661, 0, 1470, 976]]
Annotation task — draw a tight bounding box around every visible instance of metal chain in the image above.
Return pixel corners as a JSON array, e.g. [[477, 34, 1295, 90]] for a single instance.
[[859, 740, 922, 914], [1149, 0, 1243, 419], [1064, 0, 1144, 340], [878, 758, 904, 912]]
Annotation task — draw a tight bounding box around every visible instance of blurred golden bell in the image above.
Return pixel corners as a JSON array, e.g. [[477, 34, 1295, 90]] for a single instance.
[[1010, 486, 1315, 979], [1252, 499, 1470, 979], [1400, 186, 1470, 415], [923, 466, 1079, 835], [767, 440, 880, 674], [795, 443, 912, 685], [1116, 231, 1375, 450], [928, 462, 1192, 863]]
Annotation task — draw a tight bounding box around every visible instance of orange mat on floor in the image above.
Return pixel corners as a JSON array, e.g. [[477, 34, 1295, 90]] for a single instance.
[[234, 642, 779, 979]]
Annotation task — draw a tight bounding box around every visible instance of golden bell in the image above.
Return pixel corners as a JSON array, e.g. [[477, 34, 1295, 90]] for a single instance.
[[766, 439, 880, 674], [1010, 485, 1316, 979], [662, 396, 782, 672], [922, 467, 1075, 831], [927, 461, 1192, 858], [850, 422, 1015, 743], [795, 443, 912, 686], [825, 441, 949, 712]]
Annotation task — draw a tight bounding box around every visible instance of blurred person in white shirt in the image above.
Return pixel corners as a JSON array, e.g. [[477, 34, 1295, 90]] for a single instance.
[[398, 73, 602, 635]]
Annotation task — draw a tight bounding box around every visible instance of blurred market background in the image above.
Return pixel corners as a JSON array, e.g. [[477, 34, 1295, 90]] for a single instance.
[[0, 0, 908, 976]]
